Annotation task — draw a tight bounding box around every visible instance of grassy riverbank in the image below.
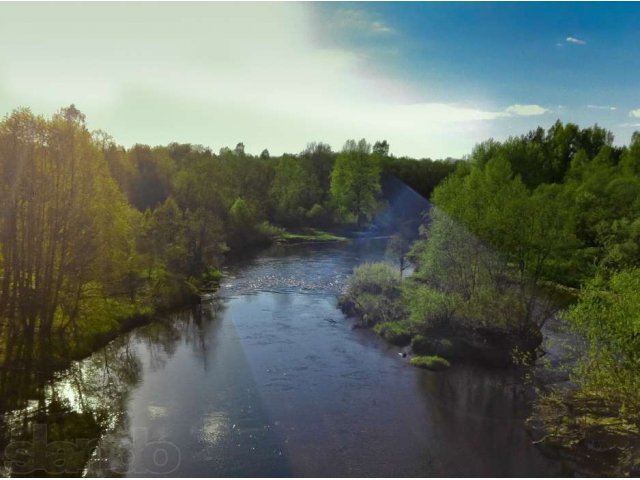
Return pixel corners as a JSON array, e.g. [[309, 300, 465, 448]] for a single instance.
[[275, 228, 349, 244]]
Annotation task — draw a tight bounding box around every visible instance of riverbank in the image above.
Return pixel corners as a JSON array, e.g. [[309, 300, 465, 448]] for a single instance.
[[1, 237, 576, 477], [275, 228, 348, 244], [338, 260, 640, 477], [0, 227, 349, 373], [337, 262, 543, 369]]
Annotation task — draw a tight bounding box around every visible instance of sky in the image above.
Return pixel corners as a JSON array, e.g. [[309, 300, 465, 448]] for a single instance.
[[0, 2, 639, 158]]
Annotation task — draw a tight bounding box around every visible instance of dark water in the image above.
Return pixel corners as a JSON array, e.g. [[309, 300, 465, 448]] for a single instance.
[[1, 238, 572, 477]]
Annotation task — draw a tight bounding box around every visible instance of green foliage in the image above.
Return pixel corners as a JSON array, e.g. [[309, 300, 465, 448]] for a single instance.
[[410, 335, 430, 354], [533, 269, 640, 475], [410, 209, 527, 332], [306, 203, 332, 227], [277, 228, 346, 244], [403, 281, 454, 330], [347, 262, 402, 298], [470, 121, 617, 188], [373, 321, 412, 346], [410, 335, 455, 357], [413, 150, 578, 335], [380, 156, 457, 199], [385, 233, 410, 275], [330, 139, 381, 226], [0, 106, 456, 369], [256, 221, 286, 239], [341, 262, 404, 326], [568, 269, 640, 417], [410, 355, 450, 371], [270, 154, 322, 225]]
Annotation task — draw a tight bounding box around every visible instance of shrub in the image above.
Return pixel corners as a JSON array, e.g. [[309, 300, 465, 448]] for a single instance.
[[348, 262, 401, 298], [373, 321, 412, 346], [340, 262, 405, 325], [306, 203, 331, 227], [256, 221, 286, 240], [410, 334, 431, 354], [410, 355, 451, 371], [410, 334, 455, 357], [403, 282, 453, 330]]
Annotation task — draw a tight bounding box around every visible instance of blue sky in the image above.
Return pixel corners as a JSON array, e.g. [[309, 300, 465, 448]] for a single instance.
[[1, 2, 639, 158]]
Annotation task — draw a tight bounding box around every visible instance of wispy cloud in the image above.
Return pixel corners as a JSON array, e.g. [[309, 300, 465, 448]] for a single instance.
[[619, 123, 640, 128], [333, 8, 394, 35], [503, 104, 550, 116], [588, 104, 616, 111], [370, 21, 392, 34], [566, 36, 586, 45], [630, 109, 640, 118]]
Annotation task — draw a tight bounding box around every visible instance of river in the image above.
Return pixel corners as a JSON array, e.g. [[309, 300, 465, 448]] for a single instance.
[[0, 238, 574, 477]]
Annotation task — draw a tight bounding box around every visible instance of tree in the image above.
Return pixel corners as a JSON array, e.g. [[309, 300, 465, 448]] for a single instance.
[[0, 106, 136, 354], [330, 139, 381, 226], [373, 140, 390, 157], [227, 197, 259, 247], [386, 233, 410, 277], [301, 142, 336, 201], [270, 154, 321, 224], [126, 145, 175, 210], [534, 268, 640, 472], [234, 142, 245, 157]]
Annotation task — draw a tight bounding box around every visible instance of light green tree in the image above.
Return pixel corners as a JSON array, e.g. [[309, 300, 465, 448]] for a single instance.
[[330, 139, 381, 226]]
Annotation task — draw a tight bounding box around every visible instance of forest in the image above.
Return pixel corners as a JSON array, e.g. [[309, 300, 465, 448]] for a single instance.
[[2, 105, 639, 475], [0, 105, 455, 367], [341, 121, 640, 475]]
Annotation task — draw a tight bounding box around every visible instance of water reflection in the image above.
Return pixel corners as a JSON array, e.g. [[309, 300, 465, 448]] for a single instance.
[[0, 330, 140, 476], [0, 302, 222, 477], [1, 239, 571, 477]]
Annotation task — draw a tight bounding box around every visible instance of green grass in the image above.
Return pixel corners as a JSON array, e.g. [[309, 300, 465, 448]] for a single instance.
[[410, 355, 451, 371], [278, 228, 347, 244], [374, 321, 412, 346]]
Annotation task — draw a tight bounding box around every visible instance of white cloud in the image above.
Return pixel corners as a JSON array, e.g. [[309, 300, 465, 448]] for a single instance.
[[629, 109, 640, 118], [332, 8, 394, 34], [503, 104, 550, 116], [0, 3, 553, 158], [370, 21, 392, 34], [588, 105, 616, 111], [619, 123, 640, 128], [566, 36, 586, 45]]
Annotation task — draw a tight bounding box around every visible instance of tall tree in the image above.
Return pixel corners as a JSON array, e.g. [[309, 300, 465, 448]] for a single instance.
[[330, 139, 381, 226]]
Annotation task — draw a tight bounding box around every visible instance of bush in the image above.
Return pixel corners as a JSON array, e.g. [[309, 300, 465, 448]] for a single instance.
[[348, 262, 401, 297], [403, 282, 453, 330], [340, 262, 404, 325], [410, 334, 431, 354], [306, 203, 331, 227], [373, 321, 412, 346], [410, 334, 455, 357], [256, 221, 285, 241], [410, 355, 451, 371]]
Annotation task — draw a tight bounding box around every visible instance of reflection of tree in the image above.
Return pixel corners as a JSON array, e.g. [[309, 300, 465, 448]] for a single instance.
[[414, 366, 552, 476], [1, 301, 229, 476], [0, 333, 142, 476], [0, 301, 225, 476], [184, 298, 226, 368]]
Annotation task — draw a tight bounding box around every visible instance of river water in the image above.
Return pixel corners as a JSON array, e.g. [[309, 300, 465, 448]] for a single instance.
[[0, 238, 573, 477]]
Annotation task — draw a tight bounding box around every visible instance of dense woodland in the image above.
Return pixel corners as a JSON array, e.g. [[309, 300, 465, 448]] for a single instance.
[[0, 105, 455, 366], [342, 121, 640, 475]]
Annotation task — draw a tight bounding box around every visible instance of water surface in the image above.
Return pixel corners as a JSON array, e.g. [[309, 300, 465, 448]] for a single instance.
[[1, 239, 571, 477]]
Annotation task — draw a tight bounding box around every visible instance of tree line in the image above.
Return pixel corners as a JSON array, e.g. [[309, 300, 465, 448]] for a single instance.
[[0, 105, 455, 365], [342, 119, 640, 475]]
